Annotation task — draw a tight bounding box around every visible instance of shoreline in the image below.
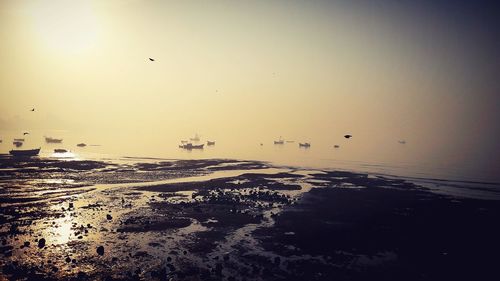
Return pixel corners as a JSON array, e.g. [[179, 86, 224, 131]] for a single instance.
[[1, 157, 499, 280]]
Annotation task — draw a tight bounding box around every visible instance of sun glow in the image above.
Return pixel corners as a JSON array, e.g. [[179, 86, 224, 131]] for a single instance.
[[30, 0, 100, 54]]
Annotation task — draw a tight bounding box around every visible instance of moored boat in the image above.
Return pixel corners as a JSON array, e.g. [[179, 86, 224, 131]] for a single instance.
[[299, 142, 311, 148], [10, 148, 40, 157], [274, 136, 284, 145], [179, 143, 204, 150], [207, 141, 215, 146], [54, 149, 68, 153], [45, 136, 63, 143], [77, 143, 87, 147]]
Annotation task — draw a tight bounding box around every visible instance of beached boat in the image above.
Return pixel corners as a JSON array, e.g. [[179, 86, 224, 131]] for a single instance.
[[179, 143, 204, 150], [77, 143, 87, 147], [299, 142, 311, 148], [9, 148, 40, 157], [54, 149, 68, 153], [274, 136, 284, 145], [45, 136, 63, 143], [207, 141, 215, 146]]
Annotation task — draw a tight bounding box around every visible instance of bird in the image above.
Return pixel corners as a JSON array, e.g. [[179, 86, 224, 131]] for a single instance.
[[344, 134, 352, 139], [149, 58, 155, 62], [30, 108, 35, 112], [23, 132, 29, 135]]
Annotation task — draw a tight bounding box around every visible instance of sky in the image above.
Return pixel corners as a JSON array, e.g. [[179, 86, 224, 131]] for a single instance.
[[0, 0, 499, 179]]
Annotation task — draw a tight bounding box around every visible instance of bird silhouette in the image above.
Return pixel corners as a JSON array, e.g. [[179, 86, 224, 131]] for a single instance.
[[30, 108, 35, 112], [23, 132, 29, 135], [344, 134, 352, 139], [149, 58, 155, 61]]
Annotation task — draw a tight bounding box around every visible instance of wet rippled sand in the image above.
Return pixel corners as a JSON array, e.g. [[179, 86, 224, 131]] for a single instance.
[[1, 156, 499, 280]]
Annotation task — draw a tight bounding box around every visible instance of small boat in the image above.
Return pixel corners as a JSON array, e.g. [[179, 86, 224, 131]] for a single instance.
[[54, 149, 68, 153], [286, 140, 295, 143], [13, 141, 23, 147], [77, 143, 87, 147], [190, 134, 200, 142], [334, 145, 340, 148], [299, 142, 311, 148], [207, 141, 215, 146], [179, 143, 204, 150], [274, 136, 284, 145], [398, 140, 406, 144], [14, 138, 25, 142], [10, 148, 40, 157], [45, 136, 63, 143]]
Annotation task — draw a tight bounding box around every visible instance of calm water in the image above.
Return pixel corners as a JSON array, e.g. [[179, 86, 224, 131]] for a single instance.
[[1, 129, 498, 184]]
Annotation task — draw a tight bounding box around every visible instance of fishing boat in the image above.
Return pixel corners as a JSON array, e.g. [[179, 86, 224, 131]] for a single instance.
[[179, 143, 204, 150], [10, 148, 40, 157], [299, 142, 311, 148], [45, 136, 63, 143], [274, 136, 284, 145], [207, 141, 215, 146], [54, 149, 68, 153], [77, 143, 87, 147]]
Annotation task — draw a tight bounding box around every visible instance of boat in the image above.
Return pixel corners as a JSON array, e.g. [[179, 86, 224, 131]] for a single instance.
[[334, 145, 340, 148], [207, 141, 215, 146], [286, 140, 295, 143], [9, 148, 40, 157], [299, 142, 311, 148], [274, 136, 284, 145], [190, 134, 200, 142], [45, 136, 63, 143], [13, 138, 25, 142], [13, 141, 23, 147], [54, 149, 68, 153], [77, 143, 87, 147], [398, 140, 406, 144], [179, 143, 204, 150]]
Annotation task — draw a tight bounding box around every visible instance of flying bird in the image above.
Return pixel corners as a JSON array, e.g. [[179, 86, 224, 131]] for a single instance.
[[23, 132, 29, 135], [149, 58, 155, 61], [344, 134, 352, 139]]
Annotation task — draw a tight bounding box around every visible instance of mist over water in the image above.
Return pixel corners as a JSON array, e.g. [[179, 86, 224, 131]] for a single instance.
[[1, 128, 498, 183]]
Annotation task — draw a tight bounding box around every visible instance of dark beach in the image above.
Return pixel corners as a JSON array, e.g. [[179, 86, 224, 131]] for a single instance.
[[1, 156, 499, 281]]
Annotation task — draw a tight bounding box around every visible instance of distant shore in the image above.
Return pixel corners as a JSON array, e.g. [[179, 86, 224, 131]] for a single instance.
[[1, 157, 499, 280]]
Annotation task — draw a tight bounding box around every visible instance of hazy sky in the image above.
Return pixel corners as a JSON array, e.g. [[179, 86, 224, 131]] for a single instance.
[[1, 0, 499, 176]]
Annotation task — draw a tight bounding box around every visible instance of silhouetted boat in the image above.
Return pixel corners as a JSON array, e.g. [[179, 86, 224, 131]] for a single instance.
[[77, 143, 87, 147], [398, 140, 406, 144], [54, 149, 68, 153], [10, 148, 40, 157], [13, 141, 23, 147], [190, 134, 200, 142], [207, 141, 215, 146], [344, 134, 352, 139], [179, 143, 204, 150], [45, 136, 63, 143], [334, 145, 340, 148], [299, 143, 311, 148], [274, 136, 284, 145]]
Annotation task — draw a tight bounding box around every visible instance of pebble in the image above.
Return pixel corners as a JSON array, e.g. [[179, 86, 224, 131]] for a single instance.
[[37, 238, 46, 248], [96, 245, 105, 256]]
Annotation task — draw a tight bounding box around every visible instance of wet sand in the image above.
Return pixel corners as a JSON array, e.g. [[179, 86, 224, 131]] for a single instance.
[[1, 156, 499, 280]]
